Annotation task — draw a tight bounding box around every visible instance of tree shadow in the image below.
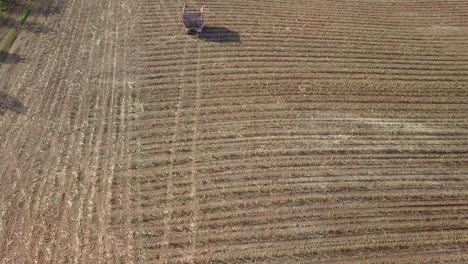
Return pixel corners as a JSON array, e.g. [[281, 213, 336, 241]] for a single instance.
[[0, 91, 26, 115], [3, 0, 63, 17], [199, 26, 241, 44], [33, 0, 64, 17], [1, 16, 50, 34], [0, 51, 25, 63], [22, 20, 50, 34]]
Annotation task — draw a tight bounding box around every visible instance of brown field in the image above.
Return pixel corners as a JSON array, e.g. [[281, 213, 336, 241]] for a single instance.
[[1, 0, 468, 263]]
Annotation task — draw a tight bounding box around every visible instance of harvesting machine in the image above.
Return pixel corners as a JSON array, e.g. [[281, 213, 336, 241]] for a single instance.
[[182, 4, 205, 34]]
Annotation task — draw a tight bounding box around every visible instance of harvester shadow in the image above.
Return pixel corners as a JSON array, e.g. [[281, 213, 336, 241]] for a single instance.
[[0, 51, 26, 64], [0, 91, 26, 115], [199, 26, 241, 44]]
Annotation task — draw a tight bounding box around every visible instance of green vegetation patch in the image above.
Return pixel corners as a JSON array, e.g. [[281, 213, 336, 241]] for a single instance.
[[0, 0, 33, 54], [0, 0, 8, 18], [0, 27, 17, 53], [0, 0, 16, 17], [0, 0, 8, 10], [19, 0, 32, 25]]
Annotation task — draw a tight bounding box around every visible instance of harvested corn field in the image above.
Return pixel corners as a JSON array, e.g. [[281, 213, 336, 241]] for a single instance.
[[1, 0, 468, 263]]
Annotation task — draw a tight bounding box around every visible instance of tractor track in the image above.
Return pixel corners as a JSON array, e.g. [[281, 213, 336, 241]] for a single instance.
[[1, 0, 468, 263]]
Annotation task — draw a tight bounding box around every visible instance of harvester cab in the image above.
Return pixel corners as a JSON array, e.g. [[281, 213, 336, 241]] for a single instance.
[[182, 4, 205, 34]]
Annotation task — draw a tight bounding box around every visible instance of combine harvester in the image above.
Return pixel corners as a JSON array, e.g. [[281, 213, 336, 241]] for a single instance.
[[182, 4, 205, 34]]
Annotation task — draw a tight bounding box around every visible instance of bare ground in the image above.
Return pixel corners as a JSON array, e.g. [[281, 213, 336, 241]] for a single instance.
[[1, 0, 468, 263]]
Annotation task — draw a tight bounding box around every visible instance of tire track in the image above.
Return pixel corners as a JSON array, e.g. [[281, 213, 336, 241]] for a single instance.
[[160, 40, 188, 263], [1, 0, 467, 263], [188, 42, 202, 263]]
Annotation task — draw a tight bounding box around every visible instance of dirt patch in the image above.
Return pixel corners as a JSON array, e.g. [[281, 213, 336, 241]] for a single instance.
[[0, 0, 28, 40], [0, 0, 467, 263]]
